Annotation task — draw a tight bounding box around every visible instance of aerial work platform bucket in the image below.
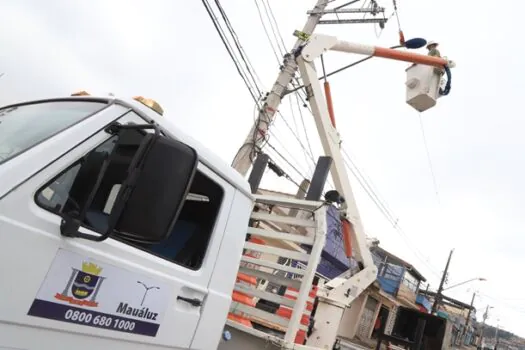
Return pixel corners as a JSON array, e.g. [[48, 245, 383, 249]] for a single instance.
[[405, 63, 442, 112]]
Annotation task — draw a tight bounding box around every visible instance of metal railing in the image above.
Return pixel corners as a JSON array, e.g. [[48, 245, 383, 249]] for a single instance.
[[227, 194, 329, 346]]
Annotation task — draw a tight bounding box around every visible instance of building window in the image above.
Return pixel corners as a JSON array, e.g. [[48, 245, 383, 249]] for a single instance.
[[401, 272, 419, 293]]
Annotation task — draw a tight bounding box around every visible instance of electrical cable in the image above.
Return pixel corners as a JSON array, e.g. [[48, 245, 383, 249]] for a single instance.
[[267, 128, 312, 177], [220, 0, 447, 272], [261, 0, 440, 279], [260, 0, 285, 56], [266, 157, 303, 188], [286, 45, 402, 96], [439, 65, 452, 96], [392, 0, 401, 31], [287, 95, 313, 174], [268, 143, 307, 186], [205, 0, 284, 167], [201, 0, 261, 105], [293, 93, 316, 163], [418, 113, 441, 203], [341, 150, 442, 278], [251, 0, 320, 175], [275, 110, 316, 166], [263, 0, 287, 53], [253, 0, 282, 64], [239, 0, 316, 172], [342, 149, 398, 225], [287, 95, 302, 144], [213, 0, 264, 98]]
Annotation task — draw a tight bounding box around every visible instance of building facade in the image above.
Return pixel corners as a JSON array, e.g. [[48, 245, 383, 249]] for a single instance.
[[338, 245, 430, 346]]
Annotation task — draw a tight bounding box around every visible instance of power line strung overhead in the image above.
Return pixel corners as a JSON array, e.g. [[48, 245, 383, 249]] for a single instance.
[[202, 0, 444, 283], [202, 0, 317, 190], [201, 0, 262, 106], [253, 0, 443, 279]]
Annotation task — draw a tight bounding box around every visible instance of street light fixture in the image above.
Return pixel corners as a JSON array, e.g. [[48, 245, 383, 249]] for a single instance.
[[431, 276, 486, 314], [443, 277, 487, 291]]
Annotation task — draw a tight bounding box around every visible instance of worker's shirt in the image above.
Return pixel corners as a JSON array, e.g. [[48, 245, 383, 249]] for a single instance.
[[428, 48, 444, 75], [428, 48, 441, 57]]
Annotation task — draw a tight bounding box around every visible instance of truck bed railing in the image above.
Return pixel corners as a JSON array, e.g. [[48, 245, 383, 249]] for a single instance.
[[227, 195, 329, 347]]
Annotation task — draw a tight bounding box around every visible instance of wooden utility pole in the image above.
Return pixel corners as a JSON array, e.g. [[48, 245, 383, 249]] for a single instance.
[[431, 249, 454, 314]]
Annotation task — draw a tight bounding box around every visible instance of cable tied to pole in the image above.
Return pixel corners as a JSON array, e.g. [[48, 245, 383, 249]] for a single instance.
[[439, 65, 452, 96], [392, 0, 405, 46]]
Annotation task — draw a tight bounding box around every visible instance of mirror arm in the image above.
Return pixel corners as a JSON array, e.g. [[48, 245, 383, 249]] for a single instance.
[[105, 122, 161, 136], [60, 151, 115, 241]]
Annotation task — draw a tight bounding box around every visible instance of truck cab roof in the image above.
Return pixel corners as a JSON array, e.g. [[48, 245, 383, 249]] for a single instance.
[[117, 96, 253, 198], [0, 95, 253, 199]]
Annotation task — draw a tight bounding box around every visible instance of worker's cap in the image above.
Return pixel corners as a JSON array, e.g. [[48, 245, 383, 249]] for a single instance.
[[426, 41, 439, 49]]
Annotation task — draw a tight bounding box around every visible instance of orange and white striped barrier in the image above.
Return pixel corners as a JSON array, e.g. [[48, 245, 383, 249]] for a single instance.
[[229, 272, 257, 327], [275, 285, 319, 344], [228, 236, 266, 328], [229, 235, 319, 345]]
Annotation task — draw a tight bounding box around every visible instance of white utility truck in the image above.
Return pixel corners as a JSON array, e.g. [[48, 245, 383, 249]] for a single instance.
[[0, 33, 453, 350]]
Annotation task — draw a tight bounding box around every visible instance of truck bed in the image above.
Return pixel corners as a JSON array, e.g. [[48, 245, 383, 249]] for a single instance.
[[223, 195, 329, 350]]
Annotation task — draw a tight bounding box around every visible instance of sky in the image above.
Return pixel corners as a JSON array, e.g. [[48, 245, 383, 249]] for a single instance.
[[1, 0, 524, 337]]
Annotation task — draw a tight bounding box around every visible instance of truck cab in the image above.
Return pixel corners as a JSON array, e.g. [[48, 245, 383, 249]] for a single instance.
[[0, 96, 254, 349]]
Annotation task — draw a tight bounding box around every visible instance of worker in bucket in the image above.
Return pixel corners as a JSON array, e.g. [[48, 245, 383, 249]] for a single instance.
[[426, 41, 441, 57], [427, 41, 444, 76]]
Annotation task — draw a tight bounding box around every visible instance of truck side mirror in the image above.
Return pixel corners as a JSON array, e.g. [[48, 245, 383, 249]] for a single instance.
[[110, 132, 198, 243], [60, 124, 198, 243]]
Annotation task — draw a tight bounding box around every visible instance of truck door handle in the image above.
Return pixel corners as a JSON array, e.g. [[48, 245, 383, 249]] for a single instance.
[[177, 296, 203, 307]]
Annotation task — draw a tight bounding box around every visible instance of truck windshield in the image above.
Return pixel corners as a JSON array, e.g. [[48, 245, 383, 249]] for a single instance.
[[0, 100, 107, 165]]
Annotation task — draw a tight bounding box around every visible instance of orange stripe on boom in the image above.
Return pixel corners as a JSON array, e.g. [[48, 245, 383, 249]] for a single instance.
[[374, 47, 447, 67], [323, 81, 336, 127], [342, 219, 354, 258]]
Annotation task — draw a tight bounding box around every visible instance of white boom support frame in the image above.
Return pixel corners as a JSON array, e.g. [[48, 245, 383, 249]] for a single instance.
[[292, 34, 451, 349], [226, 33, 452, 350], [296, 35, 377, 349]]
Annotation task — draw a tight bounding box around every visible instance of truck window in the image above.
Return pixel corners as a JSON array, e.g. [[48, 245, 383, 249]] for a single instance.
[[35, 125, 223, 270], [0, 100, 107, 165]]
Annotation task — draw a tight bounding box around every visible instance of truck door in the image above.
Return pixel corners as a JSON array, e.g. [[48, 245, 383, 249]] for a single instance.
[[0, 107, 234, 349]]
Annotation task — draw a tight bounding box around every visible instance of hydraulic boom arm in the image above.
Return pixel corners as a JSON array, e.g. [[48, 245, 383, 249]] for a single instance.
[[295, 33, 454, 349]]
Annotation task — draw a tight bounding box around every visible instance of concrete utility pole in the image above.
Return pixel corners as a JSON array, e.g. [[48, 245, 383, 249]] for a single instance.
[[231, 0, 386, 176], [231, 0, 329, 176], [494, 320, 500, 350], [431, 249, 454, 314], [478, 305, 491, 348], [462, 291, 476, 345]]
